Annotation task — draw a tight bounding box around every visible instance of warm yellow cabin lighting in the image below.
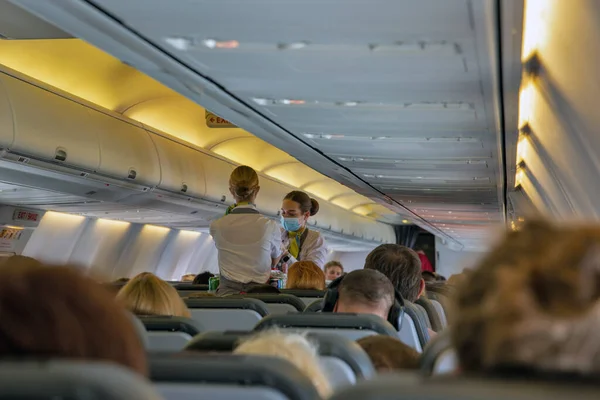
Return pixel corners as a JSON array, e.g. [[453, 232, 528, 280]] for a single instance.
[[521, 0, 554, 61]]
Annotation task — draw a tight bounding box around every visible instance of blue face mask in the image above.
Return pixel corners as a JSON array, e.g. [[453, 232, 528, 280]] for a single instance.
[[280, 215, 302, 232]]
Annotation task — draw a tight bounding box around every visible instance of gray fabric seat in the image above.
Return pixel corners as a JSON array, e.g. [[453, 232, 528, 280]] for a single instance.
[[399, 302, 431, 352], [429, 299, 447, 327], [255, 313, 397, 340], [280, 290, 326, 306], [304, 299, 323, 312], [137, 315, 204, 352], [184, 298, 269, 331], [232, 294, 306, 314], [415, 297, 444, 332], [420, 329, 457, 376], [328, 374, 600, 400], [149, 353, 320, 400], [0, 360, 163, 400], [185, 331, 375, 389]]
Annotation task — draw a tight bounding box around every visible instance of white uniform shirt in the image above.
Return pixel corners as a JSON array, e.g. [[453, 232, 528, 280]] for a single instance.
[[281, 228, 328, 269], [210, 205, 282, 283]]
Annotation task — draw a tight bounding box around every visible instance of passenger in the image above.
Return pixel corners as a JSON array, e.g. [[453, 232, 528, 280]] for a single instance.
[[279, 191, 327, 269], [453, 220, 600, 376], [422, 270, 438, 283], [2, 254, 42, 268], [210, 166, 283, 295], [234, 330, 331, 398], [192, 271, 214, 285], [181, 273, 196, 282], [117, 272, 191, 318], [364, 244, 424, 303], [416, 249, 434, 273], [244, 284, 281, 294], [0, 261, 147, 376], [286, 261, 326, 290], [324, 260, 344, 281], [333, 269, 395, 321], [357, 335, 420, 372]]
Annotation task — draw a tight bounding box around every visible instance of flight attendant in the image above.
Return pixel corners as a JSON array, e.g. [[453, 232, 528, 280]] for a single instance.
[[210, 166, 282, 295], [279, 191, 328, 269]]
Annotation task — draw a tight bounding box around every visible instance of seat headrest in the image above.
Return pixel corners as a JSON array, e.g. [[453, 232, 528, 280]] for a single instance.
[[254, 313, 398, 336], [231, 294, 306, 312], [149, 353, 319, 400], [280, 289, 326, 298], [184, 297, 270, 316], [137, 315, 204, 336], [0, 360, 162, 400], [329, 374, 600, 400], [420, 329, 453, 376], [185, 331, 375, 380]]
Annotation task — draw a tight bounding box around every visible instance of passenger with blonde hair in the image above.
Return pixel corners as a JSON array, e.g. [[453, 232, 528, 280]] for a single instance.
[[210, 165, 283, 295], [234, 330, 331, 398], [0, 260, 147, 376], [453, 220, 600, 377], [117, 272, 191, 318], [324, 260, 344, 281], [286, 261, 326, 290]]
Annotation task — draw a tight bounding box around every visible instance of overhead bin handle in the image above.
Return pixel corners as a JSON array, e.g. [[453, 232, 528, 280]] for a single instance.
[[54, 148, 67, 162], [181, 183, 188, 193], [127, 168, 137, 180]]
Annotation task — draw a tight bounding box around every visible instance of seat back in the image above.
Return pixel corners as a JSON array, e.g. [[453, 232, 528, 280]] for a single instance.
[[415, 297, 444, 332], [185, 331, 375, 389], [255, 313, 397, 340], [138, 315, 203, 352], [420, 329, 457, 376], [232, 294, 305, 314], [429, 299, 447, 328], [328, 375, 600, 400], [150, 353, 320, 400], [185, 298, 269, 331], [0, 360, 162, 400], [280, 289, 326, 306], [173, 283, 210, 291], [304, 299, 323, 312], [399, 302, 431, 351]]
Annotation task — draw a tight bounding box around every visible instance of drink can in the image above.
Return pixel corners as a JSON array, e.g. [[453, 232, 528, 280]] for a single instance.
[[269, 277, 283, 289], [208, 276, 220, 292]]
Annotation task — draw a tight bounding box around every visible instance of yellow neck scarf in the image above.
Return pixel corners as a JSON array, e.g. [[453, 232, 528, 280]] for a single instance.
[[288, 227, 305, 258]]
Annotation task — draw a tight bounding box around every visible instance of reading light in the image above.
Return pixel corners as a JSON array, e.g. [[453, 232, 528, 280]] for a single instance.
[[402, 219, 410, 224], [165, 36, 193, 51], [278, 41, 309, 50], [201, 39, 239, 49]]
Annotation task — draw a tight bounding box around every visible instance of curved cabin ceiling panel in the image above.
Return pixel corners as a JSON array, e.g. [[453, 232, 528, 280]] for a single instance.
[[0, 77, 14, 147], [123, 96, 253, 149], [0, 39, 384, 221]]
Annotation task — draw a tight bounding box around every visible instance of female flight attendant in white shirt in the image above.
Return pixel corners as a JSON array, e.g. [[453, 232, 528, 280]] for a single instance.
[[210, 166, 282, 295], [279, 191, 328, 270]]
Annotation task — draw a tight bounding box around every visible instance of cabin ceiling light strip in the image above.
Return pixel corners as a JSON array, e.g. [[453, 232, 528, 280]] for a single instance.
[[253, 98, 473, 110], [337, 156, 488, 165], [305, 134, 480, 143]]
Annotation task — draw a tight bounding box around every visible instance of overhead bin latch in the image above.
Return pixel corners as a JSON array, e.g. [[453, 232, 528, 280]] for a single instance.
[[181, 183, 188, 193], [127, 168, 137, 180], [54, 148, 67, 162]]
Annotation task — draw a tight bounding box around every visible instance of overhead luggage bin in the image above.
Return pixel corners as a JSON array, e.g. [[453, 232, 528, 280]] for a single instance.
[[0, 73, 101, 172], [149, 132, 206, 198], [201, 154, 236, 204], [90, 111, 161, 187]]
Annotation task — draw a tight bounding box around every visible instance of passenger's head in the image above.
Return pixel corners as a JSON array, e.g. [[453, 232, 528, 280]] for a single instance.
[[324, 260, 344, 281], [181, 273, 196, 282], [2, 254, 42, 268], [113, 277, 130, 285], [334, 269, 395, 321], [286, 261, 326, 290], [281, 191, 319, 232], [357, 335, 420, 372], [245, 284, 281, 294], [0, 262, 147, 375], [192, 271, 214, 285], [234, 330, 331, 398], [117, 272, 191, 318], [422, 270, 437, 283], [364, 244, 424, 302], [453, 220, 600, 375], [229, 165, 260, 203]]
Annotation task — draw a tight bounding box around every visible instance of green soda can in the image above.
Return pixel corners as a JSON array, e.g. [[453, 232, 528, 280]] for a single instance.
[[208, 276, 220, 292]]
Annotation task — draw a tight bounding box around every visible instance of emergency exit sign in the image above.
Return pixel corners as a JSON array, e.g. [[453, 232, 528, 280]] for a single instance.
[[205, 111, 236, 128]]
